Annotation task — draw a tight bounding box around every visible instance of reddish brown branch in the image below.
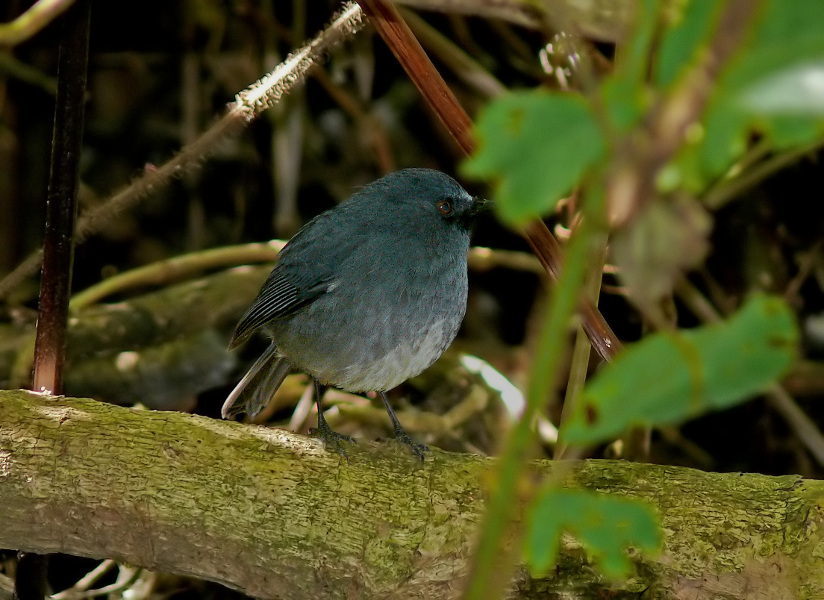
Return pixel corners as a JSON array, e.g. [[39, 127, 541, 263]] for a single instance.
[[32, 0, 91, 396], [24, 2, 92, 596], [358, 0, 476, 155], [358, 0, 622, 359]]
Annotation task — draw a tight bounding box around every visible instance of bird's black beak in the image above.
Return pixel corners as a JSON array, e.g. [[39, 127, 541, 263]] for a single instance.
[[457, 196, 493, 230], [470, 196, 494, 216]]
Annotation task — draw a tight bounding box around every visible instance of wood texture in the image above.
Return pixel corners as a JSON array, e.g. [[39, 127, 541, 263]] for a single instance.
[[2, 390, 823, 598]]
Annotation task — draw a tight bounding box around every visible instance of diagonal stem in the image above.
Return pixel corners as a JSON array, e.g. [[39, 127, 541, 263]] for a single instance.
[[357, 0, 621, 362]]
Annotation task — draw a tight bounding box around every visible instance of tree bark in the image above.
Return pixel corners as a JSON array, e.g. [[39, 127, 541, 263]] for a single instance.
[[0, 265, 271, 404], [1, 390, 823, 598]]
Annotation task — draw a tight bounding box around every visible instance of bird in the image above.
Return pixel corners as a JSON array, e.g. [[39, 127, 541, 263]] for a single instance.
[[222, 168, 488, 460]]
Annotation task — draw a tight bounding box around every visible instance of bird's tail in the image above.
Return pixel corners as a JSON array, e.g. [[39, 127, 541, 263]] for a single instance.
[[222, 343, 292, 419]]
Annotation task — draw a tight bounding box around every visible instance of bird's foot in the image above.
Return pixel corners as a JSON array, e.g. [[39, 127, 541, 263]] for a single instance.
[[309, 418, 357, 462], [392, 426, 428, 461]]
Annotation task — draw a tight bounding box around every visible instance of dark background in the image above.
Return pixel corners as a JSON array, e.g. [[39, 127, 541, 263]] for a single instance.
[[2, 1, 824, 596]]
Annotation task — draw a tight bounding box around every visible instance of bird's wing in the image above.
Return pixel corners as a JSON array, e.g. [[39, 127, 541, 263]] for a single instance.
[[230, 208, 367, 348], [229, 264, 331, 348]]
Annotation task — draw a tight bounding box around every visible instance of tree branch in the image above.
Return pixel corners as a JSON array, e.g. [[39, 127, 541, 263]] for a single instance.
[[2, 390, 823, 598]]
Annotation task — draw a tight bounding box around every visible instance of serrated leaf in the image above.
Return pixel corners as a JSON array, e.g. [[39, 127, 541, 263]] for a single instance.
[[462, 91, 604, 225], [525, 488, 661, 578], [561, 295, 798, 445]]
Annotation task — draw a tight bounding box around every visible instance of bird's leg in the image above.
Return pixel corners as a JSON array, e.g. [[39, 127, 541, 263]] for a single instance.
[[308, 378, 356, 460], [379, 391, 428, 461]]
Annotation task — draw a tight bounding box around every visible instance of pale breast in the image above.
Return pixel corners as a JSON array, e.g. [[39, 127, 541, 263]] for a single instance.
[[267, 230, 469, 393], [329, 317, 455, 391], [268, 272, 466, 393]]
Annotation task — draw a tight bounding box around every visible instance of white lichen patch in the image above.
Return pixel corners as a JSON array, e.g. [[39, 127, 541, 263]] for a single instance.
[[33, 402, 92, 423], [29, 387, 57, 396], [241, 423, 317, 453]]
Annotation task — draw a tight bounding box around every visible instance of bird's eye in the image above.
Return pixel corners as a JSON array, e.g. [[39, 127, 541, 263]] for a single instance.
[[437, 199, 453, 215]]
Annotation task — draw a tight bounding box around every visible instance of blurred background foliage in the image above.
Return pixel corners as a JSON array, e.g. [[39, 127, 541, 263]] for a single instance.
[[2, 0, 824, 597]]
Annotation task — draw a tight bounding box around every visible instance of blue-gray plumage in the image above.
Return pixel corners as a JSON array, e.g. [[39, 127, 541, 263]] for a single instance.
[[222, 168, 487, 460]]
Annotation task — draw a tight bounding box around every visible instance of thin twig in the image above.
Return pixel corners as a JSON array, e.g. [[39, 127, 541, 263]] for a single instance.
[[51, 559, 115, 599], [784, 239, 824, 306], [555, 232, 608, 459], [310, 66, 398, 173], [768, 385, 824, 467], [401, 7, 506, 99], [704, 137, 824, 210], [0, 2, 366, 301], [394, 0, 634, 42], [0, 0, 75, 46], [675, 277, 824, 468], [69, 241, 286, 310]]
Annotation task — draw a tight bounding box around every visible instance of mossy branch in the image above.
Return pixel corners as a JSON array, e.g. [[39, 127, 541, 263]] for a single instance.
[[1, 390, 823, 599]]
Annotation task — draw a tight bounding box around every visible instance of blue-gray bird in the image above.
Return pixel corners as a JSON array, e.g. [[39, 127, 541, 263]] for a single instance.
[[222, 168, 487, 459]]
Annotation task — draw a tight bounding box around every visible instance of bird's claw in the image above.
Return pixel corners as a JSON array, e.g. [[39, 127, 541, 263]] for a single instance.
[[309, 420, 357, 462], [392, 427, 428, 461]]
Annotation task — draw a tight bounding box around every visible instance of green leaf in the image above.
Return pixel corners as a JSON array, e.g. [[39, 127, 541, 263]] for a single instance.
[[561, 295, 798, 445], [722, 1, 824, 92], [525, 488, 661, 578], [599, 73, 648, 135], [688, 0, 824, 186], [654, 0, 721, 89], [737, 62, 824, 116], [462, 91, 604, 225], [598, 0, 657, 134], [618, 0, 658, 88]]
